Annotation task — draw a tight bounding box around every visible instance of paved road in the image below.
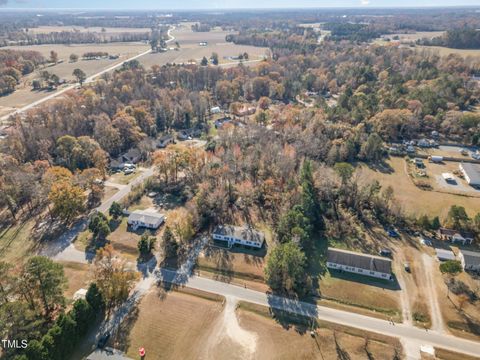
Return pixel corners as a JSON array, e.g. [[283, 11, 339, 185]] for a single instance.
[[0, 27, 176, 123], [156, 268, 480, 359]]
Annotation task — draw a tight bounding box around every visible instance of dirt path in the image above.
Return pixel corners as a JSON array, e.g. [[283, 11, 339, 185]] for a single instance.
[[394, 252, 413, 326], [422, 253, 445, 333], [203, 295, 258, 359]]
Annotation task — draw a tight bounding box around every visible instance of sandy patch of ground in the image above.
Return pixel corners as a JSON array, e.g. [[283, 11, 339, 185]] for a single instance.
[[202, 296, 258, 360], [237, 301, 402, 360]]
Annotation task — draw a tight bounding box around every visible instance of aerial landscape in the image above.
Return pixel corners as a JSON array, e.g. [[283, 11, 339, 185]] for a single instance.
[[1, 1, 480, 359]]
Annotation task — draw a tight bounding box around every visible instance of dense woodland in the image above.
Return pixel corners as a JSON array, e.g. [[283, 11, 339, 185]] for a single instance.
[[2, 11, 480, 359]]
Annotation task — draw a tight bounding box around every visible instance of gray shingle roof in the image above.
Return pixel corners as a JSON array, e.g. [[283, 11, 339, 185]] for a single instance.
[[128, 210, 164, 226], [461, 250, 480, 267], [213, 225, 265, 245], [327, 247, 392, 274]]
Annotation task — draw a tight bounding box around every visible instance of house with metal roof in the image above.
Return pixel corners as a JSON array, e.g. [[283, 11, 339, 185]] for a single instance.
[[459, 162, 480, 187], [459, 250, 480, 272], [212, 225, 265, 249], [127, 210, 165, 231], [326, 247, 392, 280]]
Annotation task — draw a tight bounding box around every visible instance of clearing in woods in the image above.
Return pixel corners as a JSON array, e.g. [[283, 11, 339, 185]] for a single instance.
[[356, 157, 480, 218]]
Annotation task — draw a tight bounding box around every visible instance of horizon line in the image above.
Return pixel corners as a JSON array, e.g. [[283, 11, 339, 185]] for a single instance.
[[1, 5, 480, 11]]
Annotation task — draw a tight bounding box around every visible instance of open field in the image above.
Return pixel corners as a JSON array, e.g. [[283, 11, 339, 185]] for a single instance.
[[237, 301, 403, 360], [417, 45, 480, 58], [357, 157, 480, 218], [59, 260, 91, 300], [140, 23, 269, 68], [112, 287, 224, 359], [0, 42, 149, 118]]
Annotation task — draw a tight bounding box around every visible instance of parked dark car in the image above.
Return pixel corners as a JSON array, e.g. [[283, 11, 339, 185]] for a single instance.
[[380, 249, 392, 257], [387, 229, 399, 238], [97, 332, 111, 349]]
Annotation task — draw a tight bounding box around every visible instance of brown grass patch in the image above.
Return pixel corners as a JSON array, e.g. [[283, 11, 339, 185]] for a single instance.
[[357, 158, 480, 218], [319, 271, 402, 321], [59, 260, 91, 300], [112, 287, 224, 359], [237, 301, 402, 360]]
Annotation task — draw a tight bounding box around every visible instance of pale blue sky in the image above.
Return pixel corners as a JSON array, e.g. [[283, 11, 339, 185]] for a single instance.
[[2, 0, 480, 9]]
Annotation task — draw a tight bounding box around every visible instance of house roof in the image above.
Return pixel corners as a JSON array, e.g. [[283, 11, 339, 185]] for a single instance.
[[109, 157, 124, 168], [460, 250, 480, 267], [439, 228, 474, 239], [159, 134, 173, 142], [123, 148, 141, 159], [326, 247, 392, 274], [128, 210, 164, 225], [460, 162, 480, 184], [213, 225, 265, 245], [435, 248, 456, 260]]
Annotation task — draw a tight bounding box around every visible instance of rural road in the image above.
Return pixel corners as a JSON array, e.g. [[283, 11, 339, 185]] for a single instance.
[[0, 27, 176, 122], [41, 166, 155, 262], [156, 268, 480, 359]]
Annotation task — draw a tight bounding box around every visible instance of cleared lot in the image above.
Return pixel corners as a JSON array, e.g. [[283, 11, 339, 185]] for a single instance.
[[357, 157, 480, 218], [237, 301, 402, 360], [113, 287, 224, 359]]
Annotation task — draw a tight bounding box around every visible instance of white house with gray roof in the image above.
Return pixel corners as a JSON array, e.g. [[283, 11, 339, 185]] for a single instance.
[[212, 225, 265, 248], [326, 247, 392, 280], [459, 250, 480, 272], [459, 162, 480, 187], [127, 210, 165, 230]]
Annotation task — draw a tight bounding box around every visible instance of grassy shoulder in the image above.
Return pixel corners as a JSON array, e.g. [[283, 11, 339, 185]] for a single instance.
[[237, 301, 403, 360]]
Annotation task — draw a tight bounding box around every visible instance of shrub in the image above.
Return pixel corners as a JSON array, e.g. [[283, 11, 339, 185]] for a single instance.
[[440, 260, 462, 275]]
